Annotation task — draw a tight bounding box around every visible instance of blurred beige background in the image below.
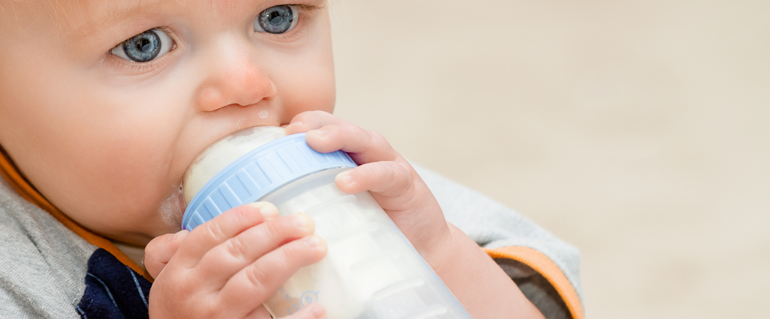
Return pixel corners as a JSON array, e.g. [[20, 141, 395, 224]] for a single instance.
[[328, 0, 769, 318]]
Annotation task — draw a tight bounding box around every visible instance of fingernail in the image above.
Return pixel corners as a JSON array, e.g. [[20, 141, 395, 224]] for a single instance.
[[293, 213, 310, 228], [305, 235, 321, 248], [259, 204, 279, 219], [309, 129, 326, 137], [311, 304, 326, 318], [247, 202, 278, 219], [171, 230, 189, 240], [336, 171, 353, 186]]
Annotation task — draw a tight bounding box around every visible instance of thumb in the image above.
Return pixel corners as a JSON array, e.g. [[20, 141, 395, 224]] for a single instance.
[[144, 230, 189, 279]]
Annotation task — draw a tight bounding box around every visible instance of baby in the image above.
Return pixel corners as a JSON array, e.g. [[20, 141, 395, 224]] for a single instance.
[[0, 0, 582, 318]]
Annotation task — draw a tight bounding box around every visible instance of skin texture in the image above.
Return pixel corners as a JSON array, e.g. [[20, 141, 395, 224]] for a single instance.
[[0, 1, 546, 318]]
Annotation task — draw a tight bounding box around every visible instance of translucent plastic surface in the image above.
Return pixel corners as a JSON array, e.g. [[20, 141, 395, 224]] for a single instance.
[[260, 168, 470, 319]]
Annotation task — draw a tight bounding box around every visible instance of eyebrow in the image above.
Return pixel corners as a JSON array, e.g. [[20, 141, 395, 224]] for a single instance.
[[69, 1, 162, 39], [69, 0, 326, 40]]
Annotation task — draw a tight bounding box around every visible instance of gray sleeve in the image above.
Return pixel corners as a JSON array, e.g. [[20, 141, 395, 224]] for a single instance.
[[414, 164, 582, 319]]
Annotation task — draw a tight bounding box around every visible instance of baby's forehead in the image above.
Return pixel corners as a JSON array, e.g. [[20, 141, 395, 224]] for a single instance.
[[1, 0, 122, 36], [4, 0, 323, 37]]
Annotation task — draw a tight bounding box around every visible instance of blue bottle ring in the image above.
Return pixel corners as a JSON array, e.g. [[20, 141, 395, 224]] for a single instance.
[[182, 133, 357, 230]]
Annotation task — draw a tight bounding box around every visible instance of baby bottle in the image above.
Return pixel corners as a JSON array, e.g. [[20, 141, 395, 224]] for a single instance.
[[182, 126, 471, 319]]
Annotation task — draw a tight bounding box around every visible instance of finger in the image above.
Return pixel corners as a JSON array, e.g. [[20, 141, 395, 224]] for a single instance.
[[285, 111, 400, 165], [193, 213, 315, 287], [305, 124, 398, 164], [284, 110, 341, 135], [144, 230, 189, 279], [175, 202, 279, 268], [216, 235, 327, 318], [336, 161, 445, 243], [335, 161, 415, 199]]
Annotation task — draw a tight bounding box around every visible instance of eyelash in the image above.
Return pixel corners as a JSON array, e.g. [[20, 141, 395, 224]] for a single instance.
[[106, 4, 322, 73], [258, 4, 321, 42], [107, 27, 177, 73]]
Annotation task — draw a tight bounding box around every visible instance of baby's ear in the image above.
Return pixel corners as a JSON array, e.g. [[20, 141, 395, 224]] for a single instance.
[[144, 230, 189, 279]]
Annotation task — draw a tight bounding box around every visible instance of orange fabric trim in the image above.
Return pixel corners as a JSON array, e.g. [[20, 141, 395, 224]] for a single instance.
[[485, 246, 584, 319], [0, 147, 152, 281]]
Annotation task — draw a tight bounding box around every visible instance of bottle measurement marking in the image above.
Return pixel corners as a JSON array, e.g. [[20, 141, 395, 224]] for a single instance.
[[350, 249, 402, 273], [280, 287, 320, 315], [300, 290, 320, 306], [325, 222, 379, 244], [372, 278, 426, 301]]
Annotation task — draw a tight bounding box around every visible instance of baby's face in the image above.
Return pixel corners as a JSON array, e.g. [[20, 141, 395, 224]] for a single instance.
[[0, 0, 335, 245]]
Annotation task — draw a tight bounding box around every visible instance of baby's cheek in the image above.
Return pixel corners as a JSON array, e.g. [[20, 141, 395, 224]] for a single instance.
[[70, 129, 183, 239], [271, 55, 336, 122], [285, 82, 335, 121]]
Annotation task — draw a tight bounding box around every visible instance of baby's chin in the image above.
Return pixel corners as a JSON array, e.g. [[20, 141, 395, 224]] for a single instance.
[[156, 184, 185, 231]]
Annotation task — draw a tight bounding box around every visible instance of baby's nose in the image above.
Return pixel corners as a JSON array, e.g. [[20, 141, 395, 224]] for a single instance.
[[194, 47, 277, 112]]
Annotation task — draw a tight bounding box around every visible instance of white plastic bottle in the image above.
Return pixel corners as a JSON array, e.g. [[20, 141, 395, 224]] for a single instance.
[[182, 127, 471, 319]]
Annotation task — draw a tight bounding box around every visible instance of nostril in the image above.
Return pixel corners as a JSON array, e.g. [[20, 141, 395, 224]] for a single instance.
[[196, 87, 225, 112]]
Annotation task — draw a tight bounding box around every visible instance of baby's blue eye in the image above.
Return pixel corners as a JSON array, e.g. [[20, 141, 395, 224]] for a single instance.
[[254, 5, 299, 34], [111, 29, 173, 63]]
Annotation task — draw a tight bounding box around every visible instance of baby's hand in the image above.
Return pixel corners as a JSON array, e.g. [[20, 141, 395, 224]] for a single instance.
[[144, 202, 327, 319], [286, 112, 548, 319], [285, 111, 452, 264]]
